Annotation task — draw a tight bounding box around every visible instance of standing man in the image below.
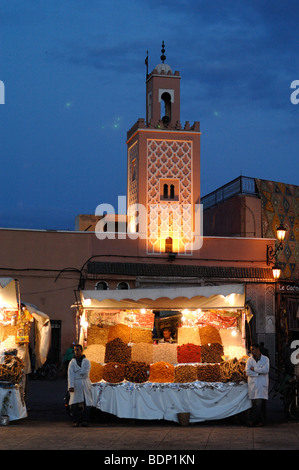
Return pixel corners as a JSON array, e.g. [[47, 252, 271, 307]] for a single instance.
[[68, 344, 93, 427], [246, 343, 270, 427]]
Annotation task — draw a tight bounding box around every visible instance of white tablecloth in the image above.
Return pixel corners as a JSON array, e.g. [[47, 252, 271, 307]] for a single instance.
[[92, 381, 251, 423], [0, 384, 27, 421]]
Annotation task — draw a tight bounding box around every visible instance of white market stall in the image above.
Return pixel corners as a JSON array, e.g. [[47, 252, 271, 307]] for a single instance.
[[0, 278, 51, 422], [77, 284, 252, 424]]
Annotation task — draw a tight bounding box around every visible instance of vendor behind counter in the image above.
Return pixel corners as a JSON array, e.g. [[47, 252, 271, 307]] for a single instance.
[[158, 327, 176, 344]]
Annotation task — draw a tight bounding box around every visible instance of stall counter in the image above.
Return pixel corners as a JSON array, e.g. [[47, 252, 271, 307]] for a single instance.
[[92, 380, 251, 423]]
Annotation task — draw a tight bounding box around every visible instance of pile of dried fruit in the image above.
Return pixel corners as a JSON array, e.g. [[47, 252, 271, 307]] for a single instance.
[[89, 361, 104, 383], [131, 342, 153, 364], [0, 325, 18, 342], [220, 358, 246, 383], [104, 337, 131, 364], [199, 325, 222, 345], [84, 344, 105, 363], [197, 364, 221, 382], [125, 361, 149, 383], [87, 326, 109, 345], [149, 361, 174, 383], [201, 343, 224, 363], [177, 327, 200, 345], [130, 328, 153, 344], [102, 362, 125, 383], [0, 354, 25, 383], [108, 324, 131, 344], [174, 365, 197, 383], [177, 343, 201, 363]]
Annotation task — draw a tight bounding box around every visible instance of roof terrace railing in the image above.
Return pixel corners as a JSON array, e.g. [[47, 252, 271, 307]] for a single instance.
[[201, 176, 258, 209]]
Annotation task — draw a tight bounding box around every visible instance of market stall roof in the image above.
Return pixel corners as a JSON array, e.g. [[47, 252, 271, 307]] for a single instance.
[[0, 277, 19, 309], [80, 284, 245, 310]]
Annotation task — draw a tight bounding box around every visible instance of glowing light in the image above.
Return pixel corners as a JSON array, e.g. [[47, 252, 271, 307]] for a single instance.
[[141, 309, 146, 314], [226, 294, 236, 306], [129, 219, 137, 233], [84, 298, 91, 307], [276, 224, 287, 242], [231, 329, 237, 337], [80, 316, 88, 329]]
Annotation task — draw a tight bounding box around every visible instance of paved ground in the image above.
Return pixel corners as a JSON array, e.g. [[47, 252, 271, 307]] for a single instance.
[[1, 376, 299, 453]]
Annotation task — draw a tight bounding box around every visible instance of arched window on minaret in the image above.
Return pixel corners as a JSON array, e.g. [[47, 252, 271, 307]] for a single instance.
[[170, 184, 175, 199], [163, 184, 168, 199], [161, 92, 172, 122]]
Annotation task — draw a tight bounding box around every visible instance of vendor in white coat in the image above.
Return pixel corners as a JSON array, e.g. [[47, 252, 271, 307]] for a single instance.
[[68, 344, 93, 427], [246, 343, 270, 427]]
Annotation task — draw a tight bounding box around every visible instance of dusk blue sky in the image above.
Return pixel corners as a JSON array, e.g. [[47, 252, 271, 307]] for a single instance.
[[1, 0, 299, 230]]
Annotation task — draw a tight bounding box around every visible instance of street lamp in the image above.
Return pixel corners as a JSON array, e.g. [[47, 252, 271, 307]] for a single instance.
[[266, 223, 287, 280], [276, 223, 287, 243], [272, 263, 281, 280], [266, 223, 287, 266]]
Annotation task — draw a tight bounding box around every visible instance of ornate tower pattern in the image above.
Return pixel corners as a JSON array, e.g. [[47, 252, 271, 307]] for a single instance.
[[147, 139, 193, 254]]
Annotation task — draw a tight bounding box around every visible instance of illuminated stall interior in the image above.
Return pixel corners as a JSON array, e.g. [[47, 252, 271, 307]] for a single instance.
[[76, 285, 251, 385]]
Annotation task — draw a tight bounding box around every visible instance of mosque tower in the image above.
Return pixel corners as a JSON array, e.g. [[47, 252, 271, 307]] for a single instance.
[[126, 42, 201, 256]]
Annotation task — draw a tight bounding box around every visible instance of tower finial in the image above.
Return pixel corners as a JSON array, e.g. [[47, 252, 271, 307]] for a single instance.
[[160, 40, 166, 63]]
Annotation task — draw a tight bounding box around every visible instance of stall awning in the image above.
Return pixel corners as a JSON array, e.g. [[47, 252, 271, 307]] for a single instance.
[[0, 278, 19, 309], [80, 284, 245, 310]]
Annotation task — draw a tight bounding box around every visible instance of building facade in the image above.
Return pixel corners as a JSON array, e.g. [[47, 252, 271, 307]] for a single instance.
[[202, 175, 299, 365]]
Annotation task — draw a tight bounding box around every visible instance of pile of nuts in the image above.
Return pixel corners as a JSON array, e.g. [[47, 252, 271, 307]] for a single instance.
[[130, 328, 153, 344], [197, 364, 221, 382], [153, 343, 177, 364], [174, 365, 198, 383], [131, 342, 154, 364]]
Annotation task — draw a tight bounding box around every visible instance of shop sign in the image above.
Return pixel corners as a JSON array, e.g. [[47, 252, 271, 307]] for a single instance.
[[277, 283, 299, 294]]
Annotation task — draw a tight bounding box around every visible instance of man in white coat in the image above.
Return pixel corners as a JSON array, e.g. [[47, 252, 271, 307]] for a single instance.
[[68, 344, 93, 427], [246, 343, 270, 427]]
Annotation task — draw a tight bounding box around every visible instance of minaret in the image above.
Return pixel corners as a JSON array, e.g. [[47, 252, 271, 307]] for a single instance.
[[127, 42, 201, 256]]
